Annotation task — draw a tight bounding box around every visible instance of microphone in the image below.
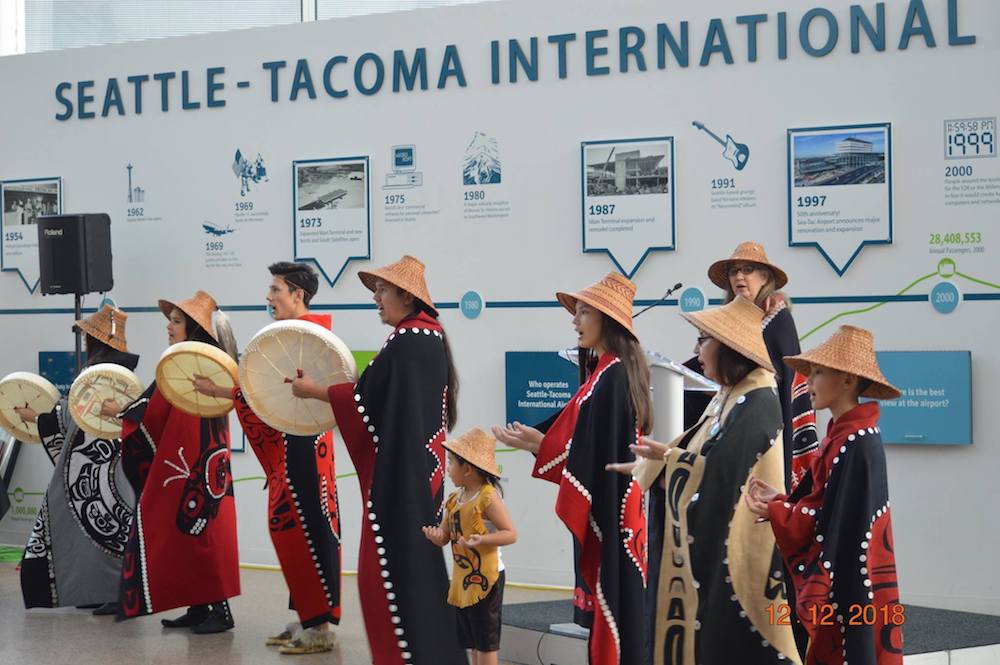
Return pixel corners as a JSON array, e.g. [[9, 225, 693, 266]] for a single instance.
[[632, 282, 683, 318]]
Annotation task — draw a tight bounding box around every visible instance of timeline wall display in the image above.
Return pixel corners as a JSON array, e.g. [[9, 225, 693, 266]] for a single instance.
[[942, 116, 1000, 220], [0, 0, 998, 609], [292, 156, 371, 286], [787, 123, 892, 276], [581, 137, 675, 277], [0, 177, 62, 292]]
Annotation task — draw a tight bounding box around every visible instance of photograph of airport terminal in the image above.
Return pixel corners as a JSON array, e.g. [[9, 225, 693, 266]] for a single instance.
[[2, 180, 59, 226], [793, 130, 887, 187], [296, 161, 366, 211], [585, 142, 670, 197]]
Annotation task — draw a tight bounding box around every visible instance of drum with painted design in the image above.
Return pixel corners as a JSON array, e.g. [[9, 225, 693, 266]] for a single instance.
[[68, 363, 144, 437]]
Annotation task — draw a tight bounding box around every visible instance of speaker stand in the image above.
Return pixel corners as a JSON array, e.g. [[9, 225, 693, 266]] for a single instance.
[[74, 293, 83, 373]]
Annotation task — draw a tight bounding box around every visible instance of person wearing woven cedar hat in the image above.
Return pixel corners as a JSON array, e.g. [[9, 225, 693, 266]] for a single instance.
[[114, 290, 241, 635], [422, 427, 517, 665], [291, 255, 466, 665], [193, 262, 343, 654], [706, 240, 817, 662], [16, 305, 140, 615], [745, 325, 904, 665], [705, 241, 817, 493], [492, 272, 651, 665], [609, 295, 801, 665]]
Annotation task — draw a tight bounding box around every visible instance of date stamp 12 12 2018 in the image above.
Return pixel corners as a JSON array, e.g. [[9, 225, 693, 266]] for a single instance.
[[767, 603, 906, 627]]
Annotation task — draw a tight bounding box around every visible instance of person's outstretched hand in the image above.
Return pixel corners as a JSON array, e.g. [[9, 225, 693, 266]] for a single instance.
[[491, 422, 543, 454], [630, 435, 673, 460], [421, 525, 448, 547], [745, 476, 780, 517]]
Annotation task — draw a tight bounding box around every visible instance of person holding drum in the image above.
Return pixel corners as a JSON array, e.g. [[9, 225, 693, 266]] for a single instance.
[[291, 255, 467, 665], [15, 305, 139, 614], [193, 261, 343, 655], [116, 290, 241, 634]]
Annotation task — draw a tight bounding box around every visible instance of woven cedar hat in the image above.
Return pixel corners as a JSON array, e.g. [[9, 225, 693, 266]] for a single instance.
[[443, 427, 501, 478], [784, 325, 901, 400], [708, 241, 789, 290], [158, 290, 220, 342], [556, 272, 638, 341], [358, 255, 437, 318], [680, 295, 774, 372], [75, 305, 129, 353]]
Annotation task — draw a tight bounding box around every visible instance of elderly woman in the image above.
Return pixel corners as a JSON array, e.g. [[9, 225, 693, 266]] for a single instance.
[[707, 241, 817, 489], [612, 296, 801, 665], [292, 255, 466, 665]]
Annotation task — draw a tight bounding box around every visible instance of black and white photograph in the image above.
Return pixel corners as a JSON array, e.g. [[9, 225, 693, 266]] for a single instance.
[[2, 179, 60, 226], [580, 136, 676, 277], [585, 143, 670, 197], [296, 161, 366, 211]]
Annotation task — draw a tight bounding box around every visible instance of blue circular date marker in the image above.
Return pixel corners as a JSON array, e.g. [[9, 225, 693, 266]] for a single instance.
[[680, 287, 706, 313], [930, 281, 960, 315], [460, 291, 484, 320]]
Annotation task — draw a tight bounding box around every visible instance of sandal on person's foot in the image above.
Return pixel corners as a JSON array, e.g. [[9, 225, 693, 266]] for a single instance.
[[161, 605, 210, 628], [266, 622, 301, 646], [278, 627, 337, 654]]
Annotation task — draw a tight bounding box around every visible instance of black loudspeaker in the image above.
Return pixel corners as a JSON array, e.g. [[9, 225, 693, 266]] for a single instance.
[[37, 214, 113, 295]]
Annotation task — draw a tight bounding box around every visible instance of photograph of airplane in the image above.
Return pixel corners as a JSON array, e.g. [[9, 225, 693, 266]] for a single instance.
[[296, 161, 366, 210]]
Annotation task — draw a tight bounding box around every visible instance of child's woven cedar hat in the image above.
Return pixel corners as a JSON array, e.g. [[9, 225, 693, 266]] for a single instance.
[[443, 427, 501, 478], [708, 241, 789, 290], [158, 290, 219, 342], [680, 295, 774, 372], [784, 325, 901, 400], [75, 305, 129, 353], [556, 272, 638, 341], [358, 255, 437, 318]]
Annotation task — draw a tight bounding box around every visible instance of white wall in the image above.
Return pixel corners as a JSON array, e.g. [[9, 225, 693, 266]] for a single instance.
[[0, 0, 997, 614]]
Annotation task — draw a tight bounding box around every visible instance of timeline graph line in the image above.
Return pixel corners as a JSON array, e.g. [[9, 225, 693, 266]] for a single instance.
[[800, 261, 1000, 341], [799, 272, 937, 341], [956, 271, 1000, 289]]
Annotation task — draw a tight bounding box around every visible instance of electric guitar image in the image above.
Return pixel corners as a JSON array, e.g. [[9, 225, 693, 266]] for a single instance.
[[692, 121, 750, 170]]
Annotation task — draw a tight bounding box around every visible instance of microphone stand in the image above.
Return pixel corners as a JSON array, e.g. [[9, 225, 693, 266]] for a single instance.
[[632, 282, 683, 319], [74, 293, 82, 373]]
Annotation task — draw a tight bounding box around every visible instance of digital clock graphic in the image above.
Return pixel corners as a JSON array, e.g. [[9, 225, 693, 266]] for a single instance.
[[944, 117, 996, 159]]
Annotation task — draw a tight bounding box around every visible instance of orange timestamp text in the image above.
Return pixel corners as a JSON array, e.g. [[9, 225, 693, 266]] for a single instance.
[[766, 603, 905, 626]]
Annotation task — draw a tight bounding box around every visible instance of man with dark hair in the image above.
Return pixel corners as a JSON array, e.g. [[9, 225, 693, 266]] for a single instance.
[[195, 260, 342, 654], [267, 261, 320, 311]]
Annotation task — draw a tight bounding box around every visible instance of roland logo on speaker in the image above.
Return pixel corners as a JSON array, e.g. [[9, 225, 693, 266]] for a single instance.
[[37, 213, 114, 296]]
